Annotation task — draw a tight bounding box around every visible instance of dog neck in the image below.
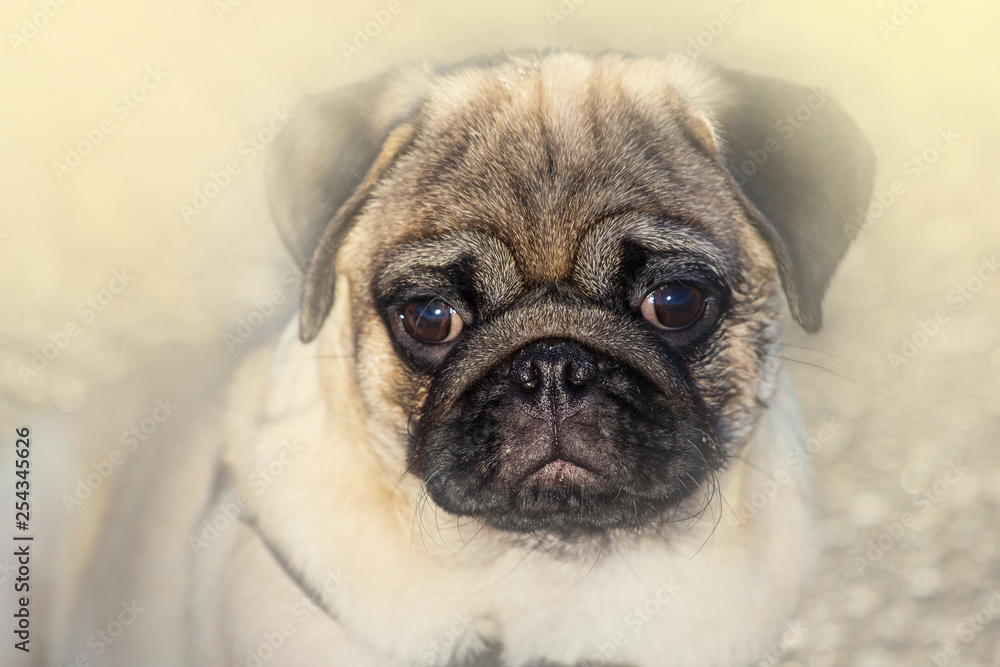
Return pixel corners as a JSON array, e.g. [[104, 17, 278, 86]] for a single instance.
[[219, 297, 816, 666]]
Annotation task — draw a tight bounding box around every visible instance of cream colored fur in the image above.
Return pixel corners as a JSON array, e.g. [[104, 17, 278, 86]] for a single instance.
[[188, 276, 815, 667], [48, 277, 815, 667]]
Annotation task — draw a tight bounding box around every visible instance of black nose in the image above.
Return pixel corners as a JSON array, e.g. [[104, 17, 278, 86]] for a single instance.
[[510, 340, 598, 412]]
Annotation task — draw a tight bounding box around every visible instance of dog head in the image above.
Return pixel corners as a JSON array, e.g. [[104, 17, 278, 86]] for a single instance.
[[266, 52, 873, 536]]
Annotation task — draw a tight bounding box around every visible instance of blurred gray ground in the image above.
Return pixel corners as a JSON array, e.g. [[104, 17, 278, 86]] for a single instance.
[[1, 1, 999, 665]]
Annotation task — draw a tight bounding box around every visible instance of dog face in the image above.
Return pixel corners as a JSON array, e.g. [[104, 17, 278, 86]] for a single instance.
[[266, 52, 874, 536]]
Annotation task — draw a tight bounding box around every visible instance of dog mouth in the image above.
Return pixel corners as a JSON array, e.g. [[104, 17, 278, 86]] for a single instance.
[[516, 457, 604, 508], [524, 458, 600, 487], [415, 339, 721, 535]]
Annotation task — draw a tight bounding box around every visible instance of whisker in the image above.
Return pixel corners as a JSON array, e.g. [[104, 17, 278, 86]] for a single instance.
[[270, 353, 356, 366], [574, 533, 608, 583], [777, 355, 902, 409], [726, 451, 831, 516], [777, 342, 859, 363]]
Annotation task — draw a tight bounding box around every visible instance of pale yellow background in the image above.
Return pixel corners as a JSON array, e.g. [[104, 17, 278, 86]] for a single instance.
[[1, 1, 999, 665]]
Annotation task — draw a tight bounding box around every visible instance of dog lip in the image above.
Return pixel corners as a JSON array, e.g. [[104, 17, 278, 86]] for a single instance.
[[522, 458, 599, 487]]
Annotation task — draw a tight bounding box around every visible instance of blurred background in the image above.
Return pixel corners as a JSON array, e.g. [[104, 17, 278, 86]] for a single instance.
[[1, 1, 998, 665]]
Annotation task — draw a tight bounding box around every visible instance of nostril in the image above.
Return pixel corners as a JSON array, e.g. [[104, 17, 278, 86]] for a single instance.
[[566, 358, 596, 389], [511, 340, 597, 397], [513, 359, 542, 392], [566, 370, 586, 389]]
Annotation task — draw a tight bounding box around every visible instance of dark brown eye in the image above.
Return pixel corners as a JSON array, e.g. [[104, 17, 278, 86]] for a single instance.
[[641, 285, 706, 330], [399, 300, 463, 344]]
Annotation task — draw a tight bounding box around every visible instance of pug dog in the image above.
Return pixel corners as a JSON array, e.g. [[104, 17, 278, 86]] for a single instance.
[[54, 51, 874, 667]]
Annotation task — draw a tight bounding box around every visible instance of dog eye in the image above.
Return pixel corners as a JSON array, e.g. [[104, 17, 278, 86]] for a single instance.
[[641, 285, 706, 330], [399, 300, 463, 344]]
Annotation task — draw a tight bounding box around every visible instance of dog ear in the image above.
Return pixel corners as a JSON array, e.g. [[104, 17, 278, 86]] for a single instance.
[[713, 70, 876, 332], [266, 68, 428, 342]]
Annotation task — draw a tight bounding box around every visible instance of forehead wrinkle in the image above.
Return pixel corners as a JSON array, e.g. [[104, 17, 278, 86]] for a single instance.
[[374, 230, 524, 310], [505, 53, 598, 283], [418, 56, 612, 286], [412, 79, 542, 246], [572, 213, 737, 298], [396, 53, 741, 290]]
